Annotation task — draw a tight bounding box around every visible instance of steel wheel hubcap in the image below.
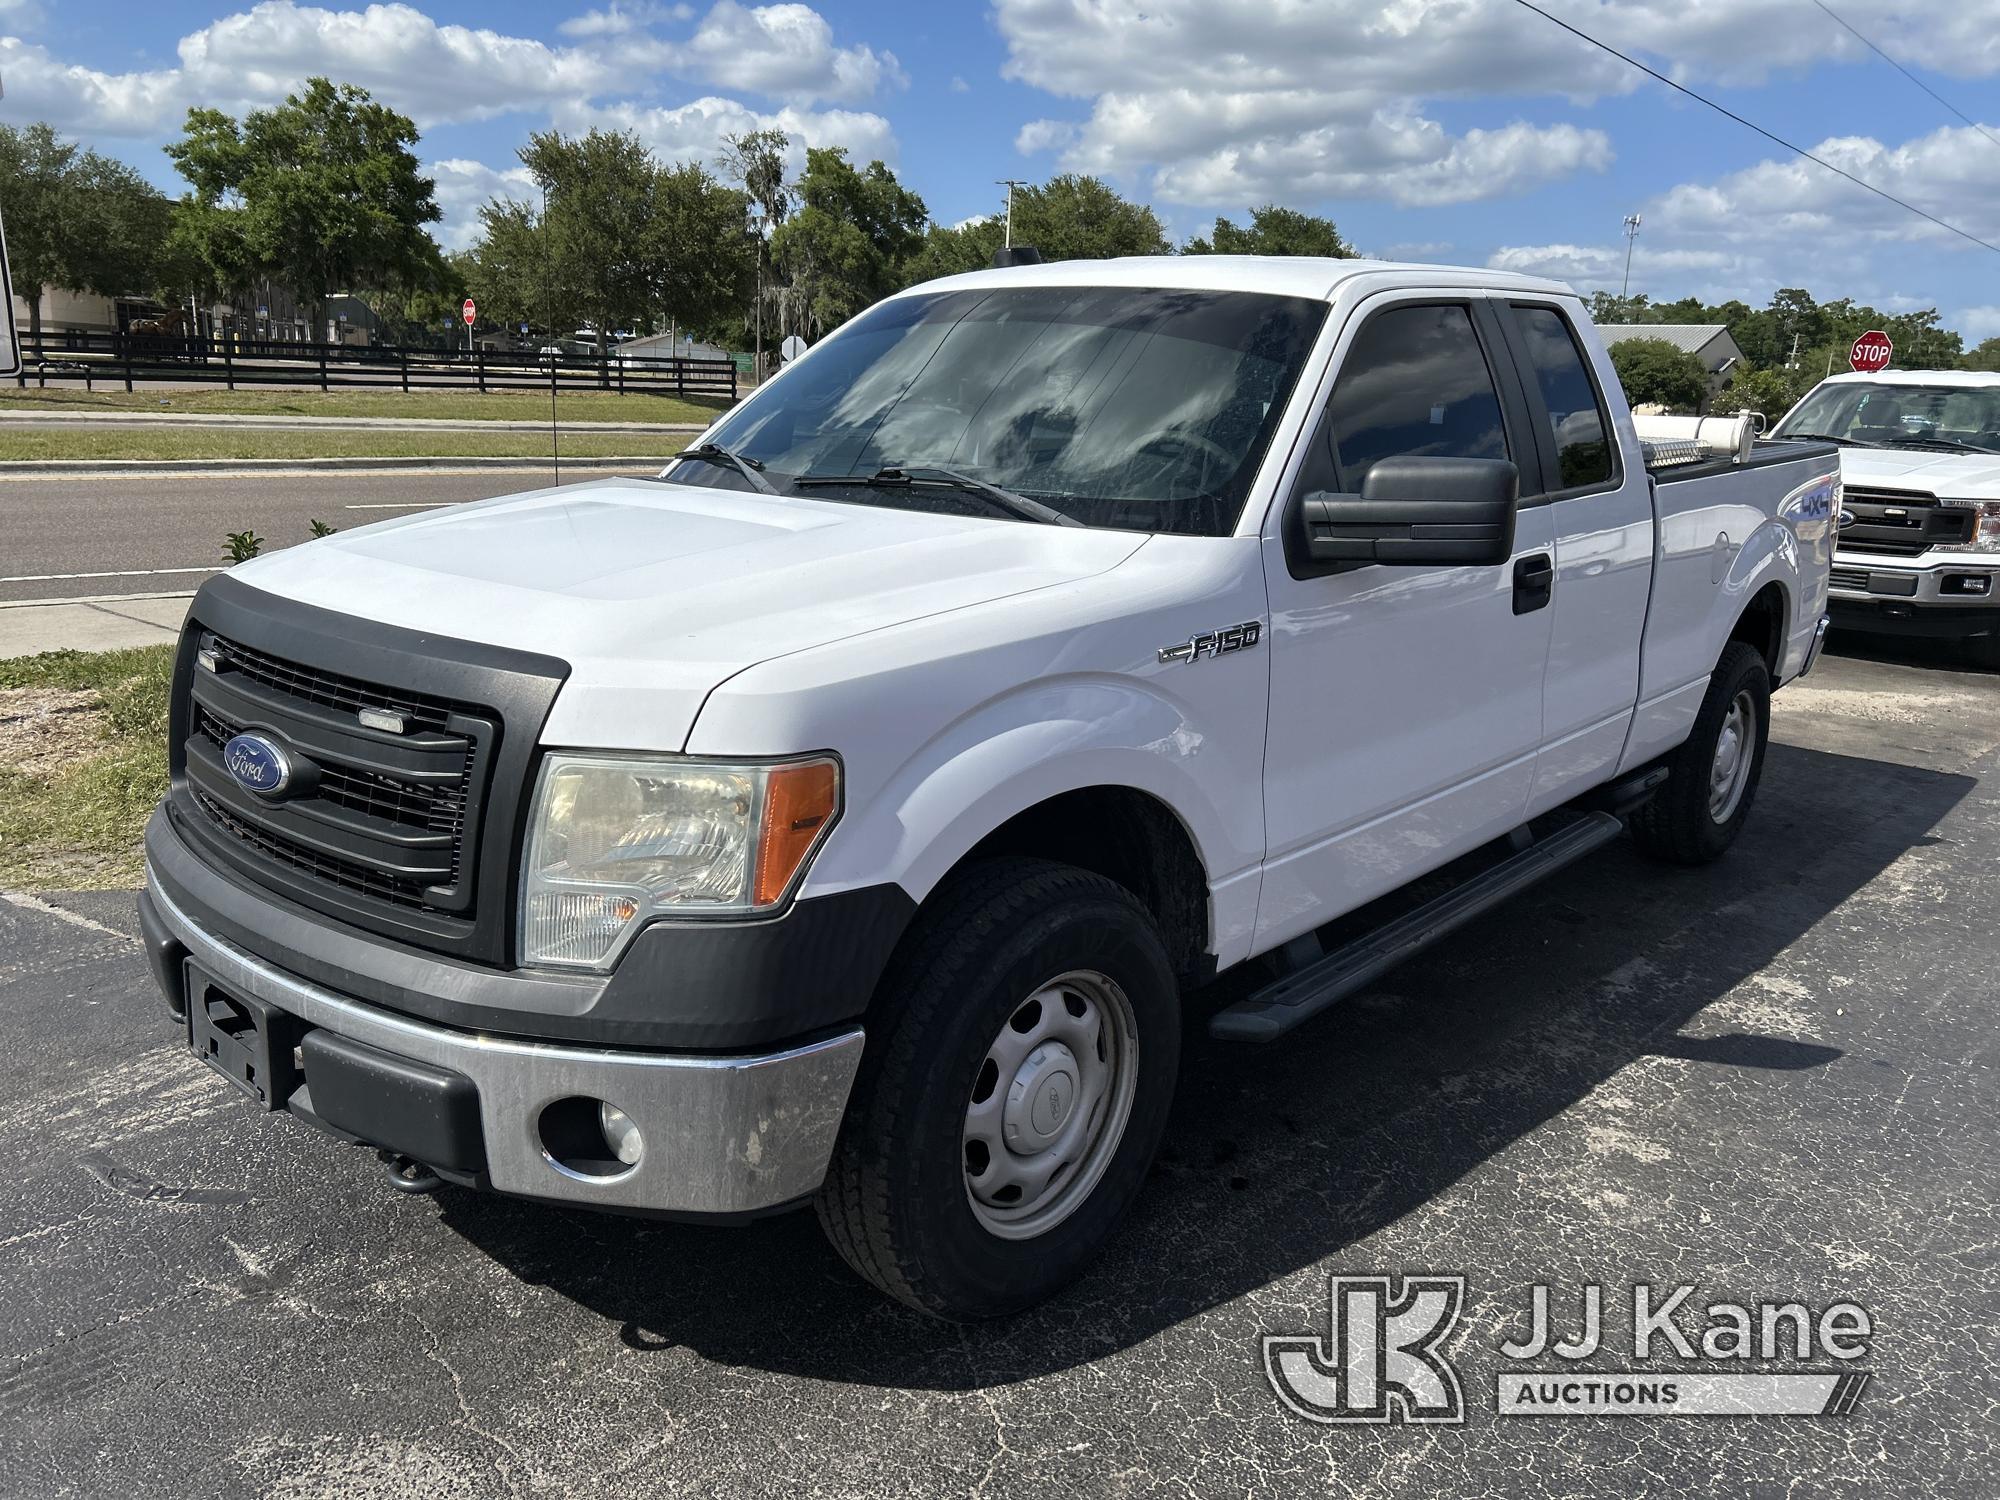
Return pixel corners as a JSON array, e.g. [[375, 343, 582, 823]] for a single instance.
[[1708, 690, 1756, 823], [963, 969, 1138, 1241]]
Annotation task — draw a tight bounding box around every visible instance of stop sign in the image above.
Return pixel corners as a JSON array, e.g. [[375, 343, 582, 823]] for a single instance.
[[1850, 329, 1893, 372], [462, 298, 477, 326]]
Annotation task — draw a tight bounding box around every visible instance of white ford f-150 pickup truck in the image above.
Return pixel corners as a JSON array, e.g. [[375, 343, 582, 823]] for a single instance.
[[1769, 369, 2000, 663], [141, 257, 1836, 1318]]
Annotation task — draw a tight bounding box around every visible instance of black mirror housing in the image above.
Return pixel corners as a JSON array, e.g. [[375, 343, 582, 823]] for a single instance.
[[1301, 456, 1519, 567]]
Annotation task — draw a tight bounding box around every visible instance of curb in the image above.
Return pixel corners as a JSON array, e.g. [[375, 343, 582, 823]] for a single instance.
[[0, 455, 670, 477]]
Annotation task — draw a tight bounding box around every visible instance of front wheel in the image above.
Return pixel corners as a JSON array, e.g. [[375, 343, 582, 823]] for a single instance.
[[1630, 640, 1772, 865], [815, 858, 1180, 1319]]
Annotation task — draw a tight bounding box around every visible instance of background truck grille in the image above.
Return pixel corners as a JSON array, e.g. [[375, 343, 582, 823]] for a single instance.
[[180, 631, 495, 921], [1840, 488, 1975, 556], [1829, 565, 1870, 591]]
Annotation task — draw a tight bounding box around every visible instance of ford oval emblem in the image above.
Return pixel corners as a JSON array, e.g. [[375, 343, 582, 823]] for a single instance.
[[222, 732, 293, 797]]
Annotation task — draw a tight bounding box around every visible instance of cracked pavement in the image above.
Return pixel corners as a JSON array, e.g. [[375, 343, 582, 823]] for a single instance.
[[1, 639, 1995, 1498]]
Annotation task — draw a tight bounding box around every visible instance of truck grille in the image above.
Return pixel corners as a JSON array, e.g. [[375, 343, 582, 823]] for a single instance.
[[1828, 565, 1870, 591], [1840, 488, 1975, 556], [179, 630, 496, 923]]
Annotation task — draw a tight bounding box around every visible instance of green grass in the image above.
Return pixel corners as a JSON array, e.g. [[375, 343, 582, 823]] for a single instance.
[[0, 385, 729, 426], [0, 645, 175, 890], [0, 428, 689, 463]]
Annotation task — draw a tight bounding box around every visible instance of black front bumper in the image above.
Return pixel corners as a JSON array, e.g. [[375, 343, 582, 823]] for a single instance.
[[1828, 600, 2000, 640], [145, 804, 914, 1052]]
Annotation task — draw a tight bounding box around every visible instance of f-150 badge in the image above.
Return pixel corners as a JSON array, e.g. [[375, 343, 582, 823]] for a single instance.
[[1159, 621, 1262, 665]]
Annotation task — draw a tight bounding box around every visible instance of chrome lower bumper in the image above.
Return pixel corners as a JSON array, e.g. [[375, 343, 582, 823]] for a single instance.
[[145, 873, 863, 1215]]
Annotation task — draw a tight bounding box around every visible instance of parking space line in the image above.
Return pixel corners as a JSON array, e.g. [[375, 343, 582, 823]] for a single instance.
[[0, 567, 223, 583]]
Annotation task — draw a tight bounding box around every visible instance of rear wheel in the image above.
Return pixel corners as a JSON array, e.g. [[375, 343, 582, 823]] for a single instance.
[[1630, 640, 1772, 865], [815, 858, 1180, 1319]]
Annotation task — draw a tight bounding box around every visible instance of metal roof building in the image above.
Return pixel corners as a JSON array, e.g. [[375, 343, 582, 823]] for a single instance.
[[1595, 323, 1746, 378]]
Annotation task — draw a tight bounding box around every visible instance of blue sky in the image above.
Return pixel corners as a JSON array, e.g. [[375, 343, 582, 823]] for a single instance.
[[4, 0, 1997, 341]]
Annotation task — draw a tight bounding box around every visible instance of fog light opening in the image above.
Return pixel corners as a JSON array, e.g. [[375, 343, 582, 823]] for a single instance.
[[537, 1095, 642, 1180]]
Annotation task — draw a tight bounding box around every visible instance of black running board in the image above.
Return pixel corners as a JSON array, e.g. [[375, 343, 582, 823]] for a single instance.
[[1208, 811, 1626, 1043]]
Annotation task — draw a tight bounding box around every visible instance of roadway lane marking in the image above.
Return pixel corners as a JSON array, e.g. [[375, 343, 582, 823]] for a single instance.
[[0, 892, 137, 947], [0, 567, 223, 583], [343, 502, 449, 510]]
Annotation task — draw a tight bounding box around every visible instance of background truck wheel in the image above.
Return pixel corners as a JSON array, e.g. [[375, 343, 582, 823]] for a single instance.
[[815, 857, 1180, 1319], [1630, 640, 1771, 866]]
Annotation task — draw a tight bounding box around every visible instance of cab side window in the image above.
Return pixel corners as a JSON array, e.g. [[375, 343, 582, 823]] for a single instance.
[[1326, 304, 1508, 489], [1513, 306, 1614, 490]]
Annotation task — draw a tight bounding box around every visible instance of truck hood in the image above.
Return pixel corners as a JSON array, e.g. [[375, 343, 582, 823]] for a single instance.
[[228, 477, 1149, 750], [1840, 449, 2000, 499]]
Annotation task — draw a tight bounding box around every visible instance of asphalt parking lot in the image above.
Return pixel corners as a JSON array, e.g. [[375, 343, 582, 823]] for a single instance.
[[1, 638, 1994, 1499]]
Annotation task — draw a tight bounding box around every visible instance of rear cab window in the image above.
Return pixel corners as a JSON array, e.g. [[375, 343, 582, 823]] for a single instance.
[[1507, 304, 1618, 494]]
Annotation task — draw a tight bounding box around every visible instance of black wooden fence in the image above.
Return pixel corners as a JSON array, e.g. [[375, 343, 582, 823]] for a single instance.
[[12, 332, 737, 402]]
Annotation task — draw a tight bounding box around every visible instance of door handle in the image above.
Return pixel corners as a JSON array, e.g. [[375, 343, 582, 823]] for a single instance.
[[1513, 553, 1554, 615]]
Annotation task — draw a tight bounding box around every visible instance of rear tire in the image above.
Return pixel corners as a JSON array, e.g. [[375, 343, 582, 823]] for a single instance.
[[1630, 640, 1771, 866], [815, 857, 1180, 1319]]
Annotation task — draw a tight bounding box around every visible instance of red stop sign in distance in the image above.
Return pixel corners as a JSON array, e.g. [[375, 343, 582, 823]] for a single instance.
[[1850, 330, 1893, 372], [462, 298, 477, 325]]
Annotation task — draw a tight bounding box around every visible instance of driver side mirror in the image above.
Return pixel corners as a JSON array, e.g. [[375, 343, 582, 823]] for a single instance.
[[1302, 456, 1519, 567]]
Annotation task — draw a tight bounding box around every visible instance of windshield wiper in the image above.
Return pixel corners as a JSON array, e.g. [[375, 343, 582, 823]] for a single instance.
[[794, 465, 1082, 527], [1779, 431, 1881, 449], [1882, 435, 2000, 455], [675, 441, 778, 495]]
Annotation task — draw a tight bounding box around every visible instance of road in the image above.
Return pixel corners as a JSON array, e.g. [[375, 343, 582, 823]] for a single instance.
[[1, 643, 1995, 1498], [0, 467, 654, 604]]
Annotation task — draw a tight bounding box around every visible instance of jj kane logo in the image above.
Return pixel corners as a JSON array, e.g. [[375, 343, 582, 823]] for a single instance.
[[1265, 1276, 1874, 1424]]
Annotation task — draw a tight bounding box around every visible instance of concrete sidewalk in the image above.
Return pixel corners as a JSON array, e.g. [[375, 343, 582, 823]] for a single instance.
[[0, 591, 192, 657]]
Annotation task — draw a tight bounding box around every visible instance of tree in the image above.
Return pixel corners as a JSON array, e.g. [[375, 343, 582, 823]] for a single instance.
[[906, 174, 1169, 283], [653, 161, 754, 343], [166, 78, 441, 342], [1184, 205, 1353, 257], [463, 198, 556, 336], [0, 123, 169, 341], [771, 147, 927, 333], [519, 128, 666, 354], [1610, 338, 1711, 413], [722, 128, 791, 366], [1721, 366, 1810, 422], [1965, 337, 2000, 373]]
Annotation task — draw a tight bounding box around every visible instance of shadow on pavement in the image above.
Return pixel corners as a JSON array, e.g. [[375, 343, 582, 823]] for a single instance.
[[438, 739, 1972, 1389]]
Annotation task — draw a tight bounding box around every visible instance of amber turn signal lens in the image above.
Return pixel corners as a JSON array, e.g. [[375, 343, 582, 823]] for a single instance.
[[754, 758, 839, 906]]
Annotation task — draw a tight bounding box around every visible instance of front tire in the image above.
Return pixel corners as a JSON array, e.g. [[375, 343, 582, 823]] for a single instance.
[[815, 858, 1180, 1319], [1630, 640, 1772, 865]]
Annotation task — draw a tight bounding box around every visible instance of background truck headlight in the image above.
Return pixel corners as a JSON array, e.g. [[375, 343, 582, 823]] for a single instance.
[[1965, 500, 2000, 553], [520, 753, 840, 969]]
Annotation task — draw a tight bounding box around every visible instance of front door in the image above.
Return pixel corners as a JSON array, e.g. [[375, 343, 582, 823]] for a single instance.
[[1254, 294, 1555, 954]]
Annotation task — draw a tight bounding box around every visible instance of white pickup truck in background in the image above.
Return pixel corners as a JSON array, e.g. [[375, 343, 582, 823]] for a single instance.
[[1771, 370, 2000, 663], [139, 256, 1837, 1319]]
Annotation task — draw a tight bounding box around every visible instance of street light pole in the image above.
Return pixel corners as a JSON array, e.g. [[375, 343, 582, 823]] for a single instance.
[[751, 209, 766, 384], [1620, 213, 1643, 299]]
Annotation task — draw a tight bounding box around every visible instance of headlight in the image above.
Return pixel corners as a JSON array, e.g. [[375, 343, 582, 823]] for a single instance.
[[520, 753, 840, 969], [1958, 499, 2000, 553]]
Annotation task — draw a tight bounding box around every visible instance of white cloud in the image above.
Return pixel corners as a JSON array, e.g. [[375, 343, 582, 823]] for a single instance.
[[685, 1, 903, 104], [994, 0, 2000, 211], [0, 0, 901, 140], [1488, 122, 2000, 310], [0, 3, 618, 136], [1961, 307, 2000, 342], [557, 2, 690, 39], [560, 96, 898, 175], [426, 157, 538, 249]]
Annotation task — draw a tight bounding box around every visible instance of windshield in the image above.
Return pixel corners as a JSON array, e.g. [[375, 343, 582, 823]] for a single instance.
[[1775, 382, 2000, 452], [668, 285, 1329, 536]]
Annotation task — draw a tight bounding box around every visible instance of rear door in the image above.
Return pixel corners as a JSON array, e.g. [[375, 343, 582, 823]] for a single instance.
[[1492, 300, 1655, 811], [1254, 293, 1556, 954]]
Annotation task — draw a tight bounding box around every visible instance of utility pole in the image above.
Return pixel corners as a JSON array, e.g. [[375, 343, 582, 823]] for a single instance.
[[1620, 213, 1642, 299], [751, 209, 766, 384], [996, 180, 1028, 249]]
